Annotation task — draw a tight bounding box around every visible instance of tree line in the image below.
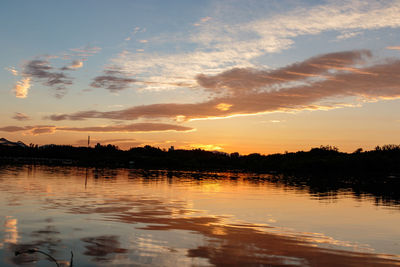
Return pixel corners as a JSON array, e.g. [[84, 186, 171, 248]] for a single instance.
[[1, 143, 400, 176]]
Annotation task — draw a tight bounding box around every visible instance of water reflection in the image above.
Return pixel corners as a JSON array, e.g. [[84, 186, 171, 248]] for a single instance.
[[81, 235, 127, 262], [57, 193, 399, 266], [0, 165, 399, 266], [4, 217, 19, 245], [7, 221, 66, 266]]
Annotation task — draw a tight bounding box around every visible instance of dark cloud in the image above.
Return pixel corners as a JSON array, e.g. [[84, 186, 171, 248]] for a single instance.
[[24, 60, 71, 85], [58, 123, 193, 132], [0, 123, 193, 135], [196, 50, 372, 95], [23, 60, 72, 98], [30, 126, 57, 135], [46, 114, 71, 121], [12, 112, 31, 121], [0, 125, 56, 135], [0, 125, 56, 136], [0, 126, 27, 132], [91, 69, 137, 92], [47, 50, 400, 122]]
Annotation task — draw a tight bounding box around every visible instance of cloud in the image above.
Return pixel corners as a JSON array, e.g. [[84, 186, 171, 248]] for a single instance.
[[194, 16, 212, 26], [58, 123, 193, 133], [0, 125, 56, 135], [201, 16, 212, 23], [196, 50, 372, 95], [13, 77, 31, 98], [5, 67, 18, 76], [110, 1, 400, 92], [11, 44, 100, 98], [70, 60, 83, 69], [112, 44, 259, 92], [24, 60, 72, 86], [91, 69, 137, 92], [216, 103, 233, 111], [20, 60, 72, 98], [386, 46, 400, 50], [65, 46, 102, 60], [13, 112, 31, 121], [70, 46, 101, 54], [47, 50, 400, 122], [133, 27, 141, 34], [240, 1, 400, 47], [336, 31, 363, 40], [0, 126, 27, 132], [28, 126, 57, 135], [61, 60, 83, 70], [124, 27, 146, 41], [0, 123, 194, 135]]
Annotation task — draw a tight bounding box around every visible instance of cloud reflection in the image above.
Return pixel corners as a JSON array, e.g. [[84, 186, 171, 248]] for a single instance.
[[3, 216, 19, 245], [81, 235, 127, 262], [44, 172, 400, 266]]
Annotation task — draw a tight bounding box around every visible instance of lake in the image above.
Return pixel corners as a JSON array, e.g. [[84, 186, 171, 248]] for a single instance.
[[0, 165, 399, 266]]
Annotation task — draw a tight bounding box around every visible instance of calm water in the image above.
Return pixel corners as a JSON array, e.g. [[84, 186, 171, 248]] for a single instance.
[[0, 165, 399, 266]]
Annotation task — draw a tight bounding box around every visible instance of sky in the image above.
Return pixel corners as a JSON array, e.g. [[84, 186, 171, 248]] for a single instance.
[[1, 0, 400, 154]]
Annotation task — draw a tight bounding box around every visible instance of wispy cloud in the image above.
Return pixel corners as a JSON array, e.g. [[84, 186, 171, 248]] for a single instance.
[[5, 67, 18, 76], [0, 123, 194, 135], [132, 27, 141, 34], [47, 50, 400, 122], [61, 60, 83, 70], [238, 0, 400, 48], [124, 27, 146, 41], [336, 31, 363, 40], [12, 112, 31, 121], [200, 16, 212, 23], [110, 1, 400, 92], [194, 16, 212, 26], [69, 46, 101, 55]]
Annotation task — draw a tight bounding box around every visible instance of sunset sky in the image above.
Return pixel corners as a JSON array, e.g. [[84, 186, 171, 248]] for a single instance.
[[1, 0, 400, 154]]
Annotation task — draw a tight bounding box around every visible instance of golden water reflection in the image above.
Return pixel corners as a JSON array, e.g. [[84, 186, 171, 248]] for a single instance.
[[0, 165, 399, 266]]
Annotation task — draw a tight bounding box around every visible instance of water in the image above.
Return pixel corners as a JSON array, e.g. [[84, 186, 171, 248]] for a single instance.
[[0, 165, 399, 266]]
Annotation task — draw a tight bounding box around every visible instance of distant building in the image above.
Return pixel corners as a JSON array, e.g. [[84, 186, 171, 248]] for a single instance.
[[168, 146, 175, 152]]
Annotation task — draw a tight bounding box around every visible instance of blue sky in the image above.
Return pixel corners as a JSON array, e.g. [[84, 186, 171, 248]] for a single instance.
[[1, 0, 400, 153]]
